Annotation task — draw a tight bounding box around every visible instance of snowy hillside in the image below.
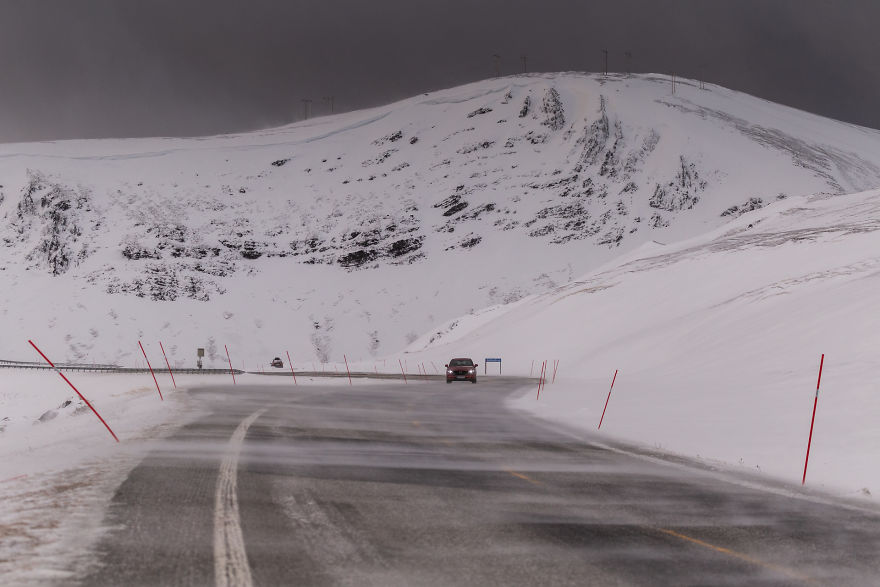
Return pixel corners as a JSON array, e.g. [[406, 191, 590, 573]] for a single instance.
[[405, 189, 880, 494], [2, 72, 880, 366]]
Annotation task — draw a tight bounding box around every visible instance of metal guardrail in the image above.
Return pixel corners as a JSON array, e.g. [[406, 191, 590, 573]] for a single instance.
[[0, 360, 526, 383], [0, 360, 243, 375]]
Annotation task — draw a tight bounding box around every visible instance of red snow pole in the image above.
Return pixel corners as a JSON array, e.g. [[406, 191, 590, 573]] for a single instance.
[[802, 354, 825, 485], [536, 360, 547, 399], [159, 341, 176, 389], [552, 360, 560, 383], [286, 351, 297, 385], [139, 341, 163, 401], [431, 361, 439, 374], [598, 369, 619, 430], [225, 345, 236, 384], [399, 359, 408, 384], [344, 354, 352, 385], [28, 340, 119, 442]]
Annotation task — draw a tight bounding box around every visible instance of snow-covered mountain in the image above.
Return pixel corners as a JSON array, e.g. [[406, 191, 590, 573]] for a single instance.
[[2, 72, 880, 366], [404, 187, 880, 494]]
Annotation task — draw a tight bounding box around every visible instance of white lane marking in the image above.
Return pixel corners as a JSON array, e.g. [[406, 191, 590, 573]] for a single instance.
[[214, 409, 266, 587]]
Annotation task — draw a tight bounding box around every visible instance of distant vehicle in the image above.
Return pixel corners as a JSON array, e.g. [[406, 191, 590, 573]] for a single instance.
[[270, 357, 283, 368], [446, 358, 478, 384]]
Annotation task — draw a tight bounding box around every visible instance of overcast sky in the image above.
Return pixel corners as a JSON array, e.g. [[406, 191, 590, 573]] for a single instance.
[[1, 0, 878, 143]]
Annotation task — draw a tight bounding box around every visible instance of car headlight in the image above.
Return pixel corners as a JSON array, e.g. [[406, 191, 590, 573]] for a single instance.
[[468, 369, 475, 374], [447, 370, 453, 374]]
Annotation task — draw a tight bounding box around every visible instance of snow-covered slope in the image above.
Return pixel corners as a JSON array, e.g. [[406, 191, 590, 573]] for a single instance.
[[2, 72, 880, 366], [405, 189, 880, 495]]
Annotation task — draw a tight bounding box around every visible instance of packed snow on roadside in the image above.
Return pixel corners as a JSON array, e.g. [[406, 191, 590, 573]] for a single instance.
[[402, 189, 880, 498]]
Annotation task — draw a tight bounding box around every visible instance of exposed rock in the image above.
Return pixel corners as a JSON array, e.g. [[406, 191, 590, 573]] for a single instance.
[[721, 197, 765, 217], [541, 88, 565, 131], [467, 107, 493, 118]]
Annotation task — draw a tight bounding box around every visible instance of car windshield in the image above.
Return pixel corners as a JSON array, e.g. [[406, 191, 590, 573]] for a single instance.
[[450, 359, 473, 367]]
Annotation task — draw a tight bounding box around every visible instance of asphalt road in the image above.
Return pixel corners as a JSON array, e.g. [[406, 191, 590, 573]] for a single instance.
[[81, 376, 880, 586]]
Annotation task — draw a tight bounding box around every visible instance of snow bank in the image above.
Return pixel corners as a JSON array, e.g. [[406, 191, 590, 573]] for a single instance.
[[405, 189, 880, 497]]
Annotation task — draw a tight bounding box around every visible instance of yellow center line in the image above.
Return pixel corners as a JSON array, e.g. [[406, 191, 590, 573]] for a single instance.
[[504, 468, 544, 486], [654, 528, 815, 584], [411, 420, 421, 427]]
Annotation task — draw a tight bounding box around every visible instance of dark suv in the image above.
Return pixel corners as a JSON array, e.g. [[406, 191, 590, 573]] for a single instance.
[[446, 358, 478, 384]]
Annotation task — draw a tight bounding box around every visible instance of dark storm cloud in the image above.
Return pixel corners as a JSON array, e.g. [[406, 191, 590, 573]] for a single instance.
[[1, 0, 879, 142]]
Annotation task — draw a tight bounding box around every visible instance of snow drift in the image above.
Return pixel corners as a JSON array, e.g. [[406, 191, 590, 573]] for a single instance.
[[406, 188, 880, 495]]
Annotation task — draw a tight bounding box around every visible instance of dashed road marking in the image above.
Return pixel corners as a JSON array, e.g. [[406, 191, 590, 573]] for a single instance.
[[504, 468, 543, 486], [214, 409, 265, 587], [654, 527, 814, 583]]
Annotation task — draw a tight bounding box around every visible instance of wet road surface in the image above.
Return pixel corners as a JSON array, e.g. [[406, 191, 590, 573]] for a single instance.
[[81, 377, 880, 586]]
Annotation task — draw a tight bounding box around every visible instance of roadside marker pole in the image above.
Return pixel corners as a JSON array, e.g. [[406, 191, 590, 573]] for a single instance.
[[139, 341, 163, 401], [399, 359, 408, 384], [530, 360, 534, 377], [159, 341, 177, 389], [344, 354, 352, 385], [225, 345, 236, 384], [286, 351, 297, 385], [598, 369, 619, 430], [28, 340, 119, 442], [431, 361, 439, 374], [802, 354, 825, 485], [536, 360, 547, 399], [552, 360, 560, 383]]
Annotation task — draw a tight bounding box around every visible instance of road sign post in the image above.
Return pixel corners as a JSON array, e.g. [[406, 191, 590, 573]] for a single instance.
[[485, 358, 501, 375]]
